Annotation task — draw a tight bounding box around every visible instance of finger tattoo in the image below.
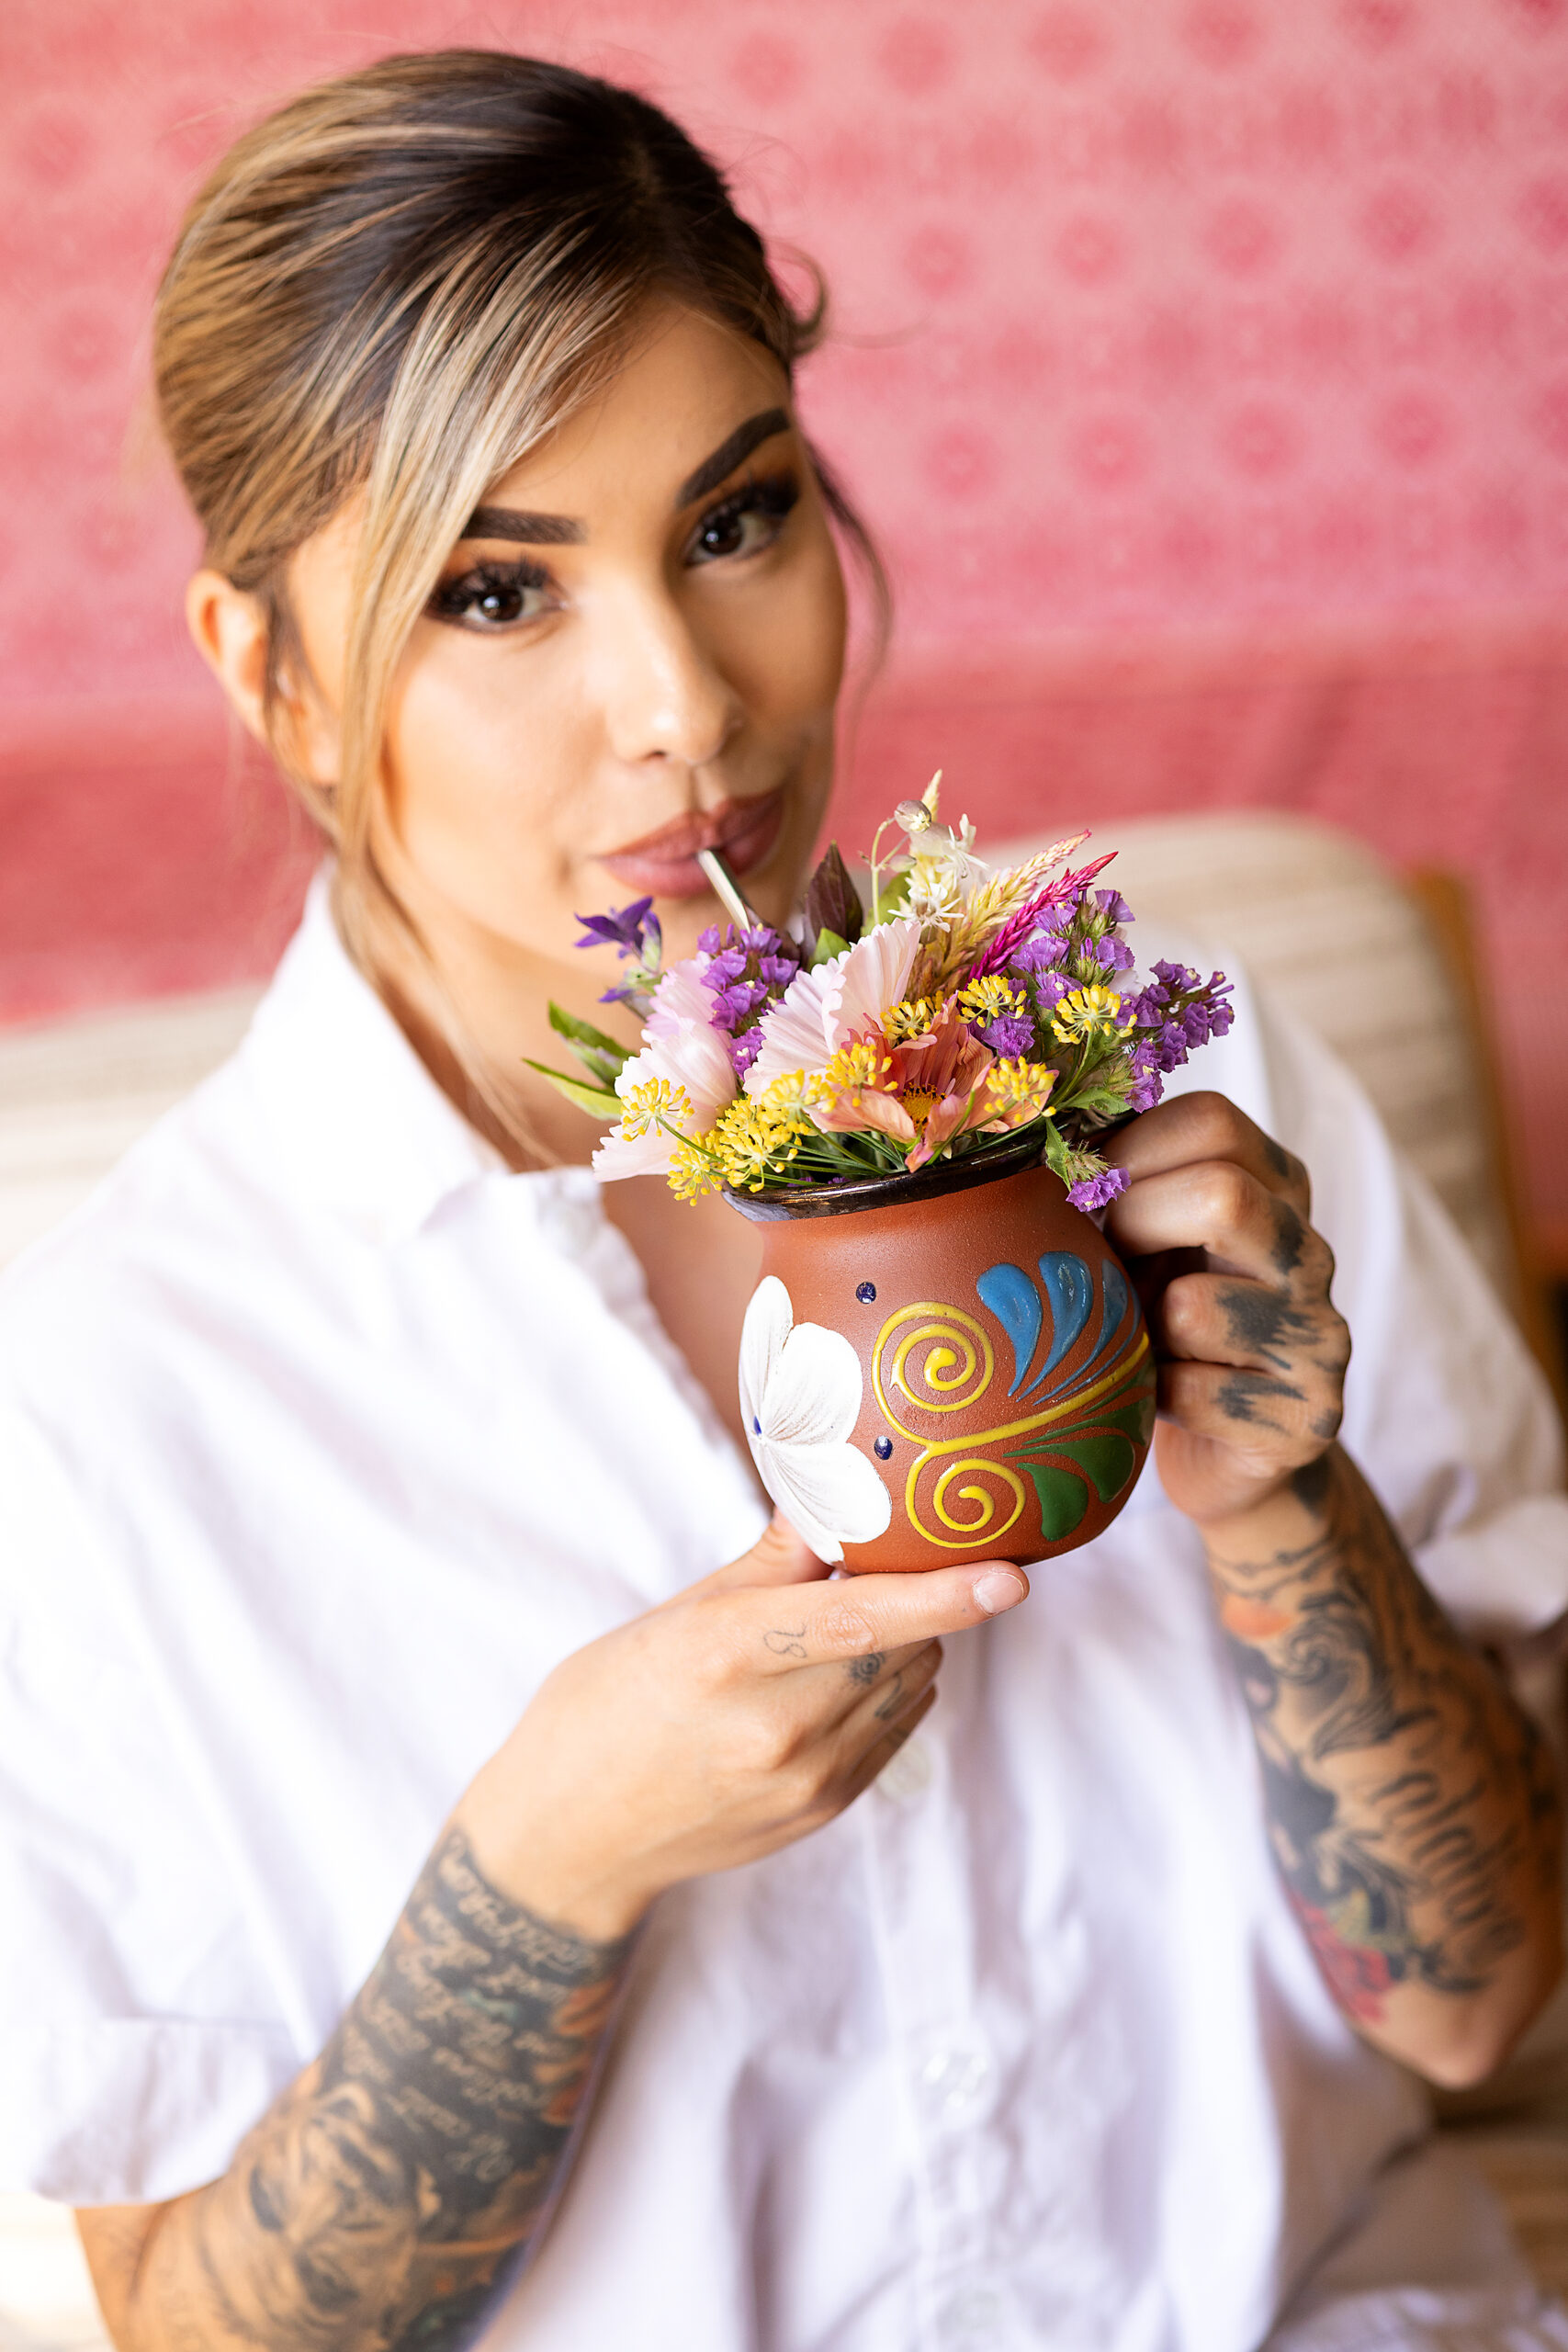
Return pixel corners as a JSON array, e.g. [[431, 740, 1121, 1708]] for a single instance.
[[874, 1672, 907, 1720]]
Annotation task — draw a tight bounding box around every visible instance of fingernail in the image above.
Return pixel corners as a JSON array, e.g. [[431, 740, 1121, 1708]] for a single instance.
[[974, 1568, 1027, 1615]]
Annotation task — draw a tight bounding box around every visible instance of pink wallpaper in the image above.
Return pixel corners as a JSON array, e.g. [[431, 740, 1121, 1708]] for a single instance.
[[9, 0, 1568, 678], [4, 0, 1568, 1242]]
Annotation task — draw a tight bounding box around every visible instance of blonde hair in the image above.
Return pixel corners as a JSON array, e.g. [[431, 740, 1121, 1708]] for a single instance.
[[153, 50, 885, 1145]]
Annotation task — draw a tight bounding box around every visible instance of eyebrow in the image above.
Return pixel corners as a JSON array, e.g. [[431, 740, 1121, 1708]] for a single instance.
[[458, 406, 794, 547], [674, 406, 791, 506], [461, 507, 584, 546]]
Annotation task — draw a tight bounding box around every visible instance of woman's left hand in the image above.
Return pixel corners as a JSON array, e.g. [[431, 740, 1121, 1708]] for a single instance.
[[1103, 1091, 1351, 1531]]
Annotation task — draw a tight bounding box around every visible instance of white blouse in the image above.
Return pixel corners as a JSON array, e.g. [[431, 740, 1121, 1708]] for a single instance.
[[3, 879, 1567, 2352]]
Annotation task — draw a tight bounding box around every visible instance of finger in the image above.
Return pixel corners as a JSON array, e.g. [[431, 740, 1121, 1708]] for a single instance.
[[1103, 1091, 1310, 1214], [676, 1513, 826, 1606], [1158, 1356, 1342, 1461], [736, 1559, 1028, 1674], [1158, 1271, 1348, 1380], [829, 1637, 942, 1723], [1106, 1159, 1332, 1296], [840, 1682, 940, 1804]]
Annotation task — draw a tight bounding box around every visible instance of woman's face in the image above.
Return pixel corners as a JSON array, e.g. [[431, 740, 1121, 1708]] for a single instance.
[[290, 300, 848, 992]]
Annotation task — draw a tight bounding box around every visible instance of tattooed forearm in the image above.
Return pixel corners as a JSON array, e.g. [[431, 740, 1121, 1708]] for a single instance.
[[127, 1827, 630, 2352], [1212, 1448, 1561, 2043]]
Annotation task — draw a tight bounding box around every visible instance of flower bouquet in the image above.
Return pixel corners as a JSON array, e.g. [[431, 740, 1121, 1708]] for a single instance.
[[535, 783, 1233, 1570]]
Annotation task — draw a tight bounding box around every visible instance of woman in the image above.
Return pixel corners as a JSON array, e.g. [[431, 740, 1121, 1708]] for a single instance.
[[3, 49, 1566, 2352]]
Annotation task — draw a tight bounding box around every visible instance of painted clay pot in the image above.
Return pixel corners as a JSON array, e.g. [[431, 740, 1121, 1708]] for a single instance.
[[728, 1138, 1157, 1573]]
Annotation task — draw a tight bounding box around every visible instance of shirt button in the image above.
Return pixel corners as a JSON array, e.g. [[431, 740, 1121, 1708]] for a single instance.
[[876, 1732, 933, 1802], [918, 2041, 993, 2115]]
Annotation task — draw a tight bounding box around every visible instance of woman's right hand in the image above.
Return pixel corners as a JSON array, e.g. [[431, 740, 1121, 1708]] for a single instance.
[[456, 1517, 1029, 1939]]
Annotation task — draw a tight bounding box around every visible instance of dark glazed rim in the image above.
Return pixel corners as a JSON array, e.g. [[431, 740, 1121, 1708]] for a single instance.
[[722, 1132, 1056, 1222]]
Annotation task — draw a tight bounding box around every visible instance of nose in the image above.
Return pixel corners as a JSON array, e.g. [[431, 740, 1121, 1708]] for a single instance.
[[594, 581, 743, 774]]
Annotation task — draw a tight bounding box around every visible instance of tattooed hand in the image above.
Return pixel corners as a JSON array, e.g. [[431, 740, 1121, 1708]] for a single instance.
[[1107, 1091, 1562, 2085], [78, 1525, 1027, 2352], [1105, 1091, 1348, 1528], [457, 1514, 1028, 1943]]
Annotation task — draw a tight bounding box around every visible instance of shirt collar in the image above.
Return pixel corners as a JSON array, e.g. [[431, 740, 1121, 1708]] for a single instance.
[[234, 870, 514, 1237]]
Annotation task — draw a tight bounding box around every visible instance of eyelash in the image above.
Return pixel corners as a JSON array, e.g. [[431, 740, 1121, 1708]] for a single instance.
[[428, 471, 802, 631], [688, 471, 800, 563]]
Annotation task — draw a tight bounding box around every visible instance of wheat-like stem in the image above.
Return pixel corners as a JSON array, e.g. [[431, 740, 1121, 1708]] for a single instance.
[[919, 851, 1059, 993]]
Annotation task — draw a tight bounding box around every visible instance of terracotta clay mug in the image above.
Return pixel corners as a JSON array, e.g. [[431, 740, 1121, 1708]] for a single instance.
[[728, 1139, 1156, 1573]]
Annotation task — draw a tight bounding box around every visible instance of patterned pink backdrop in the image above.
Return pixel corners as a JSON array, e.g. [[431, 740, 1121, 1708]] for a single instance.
[[4, 0, 1568, 1243]]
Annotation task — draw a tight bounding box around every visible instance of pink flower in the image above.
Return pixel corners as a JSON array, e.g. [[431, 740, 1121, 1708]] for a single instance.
[[592, 958, 738, 1181], [745, 917, 923, 1093], [813, 1001, 999, 1172], [831, 916, 924, 1042]]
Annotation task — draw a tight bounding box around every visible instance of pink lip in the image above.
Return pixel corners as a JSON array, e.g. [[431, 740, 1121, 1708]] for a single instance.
[[597, 787, 787, 899]]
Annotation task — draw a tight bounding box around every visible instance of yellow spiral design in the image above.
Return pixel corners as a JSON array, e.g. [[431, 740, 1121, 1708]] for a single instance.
[[928, 1457, 1027, 1543], [870, 1313, 1152, 1551], [874, 1303, 995, 1436]]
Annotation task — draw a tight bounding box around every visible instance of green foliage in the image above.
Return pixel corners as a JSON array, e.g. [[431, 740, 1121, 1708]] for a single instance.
[[547, 1003, 632, 1090], [522, 1058, 620, 1121]]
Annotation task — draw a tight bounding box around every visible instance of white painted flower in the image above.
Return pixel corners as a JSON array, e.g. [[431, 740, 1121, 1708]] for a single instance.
[[739, 1276, 893, 1565]]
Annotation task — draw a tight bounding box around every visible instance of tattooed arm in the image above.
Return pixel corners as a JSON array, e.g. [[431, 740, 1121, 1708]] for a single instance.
[[79, 1826, 631, 2352], [1210, 1447, 1561, 2080], [1108, 1093, 1563, 2087], [78, 1520, 1024, 2350]]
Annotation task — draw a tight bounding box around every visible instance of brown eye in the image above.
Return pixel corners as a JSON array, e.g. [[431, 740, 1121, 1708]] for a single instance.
[[698, 509, 748, 560], [686, 476, 800, 568], [477, 581, 525, 622], [429, 560, 553, 630]]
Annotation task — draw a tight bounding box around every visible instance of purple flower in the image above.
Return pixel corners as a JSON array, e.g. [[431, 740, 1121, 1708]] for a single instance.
[[979, 1011, 1037, 1057], [1094, 888, 1134, 925], [728, 1028, 766, 1078], [1011, 932, 1068, 976], [1067, 1165, 1131, 1212], [1122, 965, 1233, 1070], [1126, 1040, 1165, 1113], [695, 922, 804, 1040], [575, 898, 661, 960]]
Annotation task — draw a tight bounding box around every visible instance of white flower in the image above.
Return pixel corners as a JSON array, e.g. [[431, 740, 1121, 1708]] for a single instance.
[[738, 1276, 893, 1564], [592, 959, 738, 1181], [743, 916, 923, 1095], [906, 817, 988, 920]]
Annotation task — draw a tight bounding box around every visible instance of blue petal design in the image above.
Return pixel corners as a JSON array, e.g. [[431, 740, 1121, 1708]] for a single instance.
[[1024, 1252, 1094, 1391], [1093, 1259, 1130, 1365], [976, 1261, 1043, 1396]]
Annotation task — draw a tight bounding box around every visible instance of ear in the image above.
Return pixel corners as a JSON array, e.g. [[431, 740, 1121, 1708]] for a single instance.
[[184, 569, 339, 786]]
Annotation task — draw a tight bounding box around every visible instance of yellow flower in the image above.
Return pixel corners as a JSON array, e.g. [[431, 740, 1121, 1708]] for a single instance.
[[985, 1057, 1057, 1115], [755, 1070, 825, 1114], [822, 1040, 894, 1096], [1050, 985, 1130, 1046], [710, 1095, 815, 1193], [883, 996, 941, 1045], [619, 1078, 694, 1139], [668, 1138, 723, 1204], [955, 974, 1025, 1023]]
